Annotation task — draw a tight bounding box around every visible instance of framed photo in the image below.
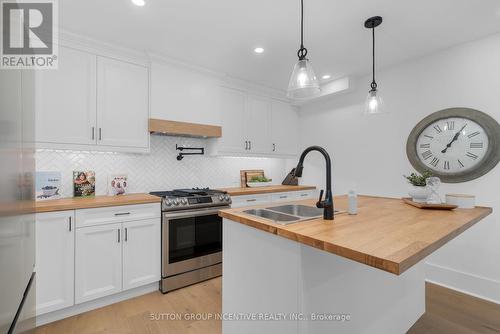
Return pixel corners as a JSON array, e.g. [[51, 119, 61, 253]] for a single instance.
[[108, 174, 128, 196], [35, 171, 61, 201], [73, 171, 95, 197]]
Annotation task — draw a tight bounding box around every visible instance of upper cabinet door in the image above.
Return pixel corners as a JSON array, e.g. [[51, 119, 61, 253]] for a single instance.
[[246, 95, 271, 154], [218, 87, 246, 153], [35, 46, 97, 145], [271, 100, 298, 156], [97, 56, 149, 149]]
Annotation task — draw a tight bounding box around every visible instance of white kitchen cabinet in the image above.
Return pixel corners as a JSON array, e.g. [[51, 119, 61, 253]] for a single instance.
[[75, 223, 123, 304], [35, 211, 75, 315], [271, 192, 295, 202], [271, 100, 298, 155], [246, 95, 271, 154], [217, 86, 247, 153], [35, 46, 96, 145], [97, 56, 149, 149], [230, 194, 273, 208], [122, 219, 161, 290]]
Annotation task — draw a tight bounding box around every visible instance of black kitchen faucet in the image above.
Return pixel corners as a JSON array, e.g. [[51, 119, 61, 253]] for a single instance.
[[293, 146, 334, 220]]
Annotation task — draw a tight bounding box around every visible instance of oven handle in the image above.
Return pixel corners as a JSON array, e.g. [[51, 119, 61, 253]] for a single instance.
[[162, 206, 230, 219]]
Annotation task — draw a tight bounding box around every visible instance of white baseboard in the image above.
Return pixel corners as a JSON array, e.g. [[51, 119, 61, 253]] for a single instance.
[[36, 282, 159, 327], [426, 262, 500, 305]]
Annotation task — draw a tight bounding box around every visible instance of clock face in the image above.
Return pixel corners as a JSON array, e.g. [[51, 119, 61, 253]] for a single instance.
[[416, 117, 489, 174]]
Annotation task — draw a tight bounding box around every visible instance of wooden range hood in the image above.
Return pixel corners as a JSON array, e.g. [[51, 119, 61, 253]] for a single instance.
[[149, 119, 222, 138]]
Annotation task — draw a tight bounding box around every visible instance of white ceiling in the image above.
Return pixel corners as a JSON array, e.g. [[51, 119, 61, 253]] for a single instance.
[[60, 0, 500, 90]]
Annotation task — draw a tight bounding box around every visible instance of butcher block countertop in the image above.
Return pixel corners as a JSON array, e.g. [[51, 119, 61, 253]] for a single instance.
[[218, 185, 316, 196], [219, 195, 492, 275], [35, 193, 161, 213]]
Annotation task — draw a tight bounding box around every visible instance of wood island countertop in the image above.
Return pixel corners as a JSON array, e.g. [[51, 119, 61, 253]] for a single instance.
[[218, 185, 316, 196], [35, 193, 161, 213], [219, 195, 492, 275]]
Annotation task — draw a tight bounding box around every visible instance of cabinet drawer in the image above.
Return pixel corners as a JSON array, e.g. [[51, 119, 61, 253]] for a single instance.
[[76, 203, 160, 228], [231, 194, 272, 208], [294, 190, 315, 200], [271, 192, 294, 202]]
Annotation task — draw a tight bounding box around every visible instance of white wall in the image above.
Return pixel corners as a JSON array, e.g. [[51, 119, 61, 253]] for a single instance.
[[298, 33, 500, 303]]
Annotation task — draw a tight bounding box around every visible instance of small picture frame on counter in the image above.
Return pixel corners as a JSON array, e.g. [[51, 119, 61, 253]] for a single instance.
[[35, 171, 62, 201], [73, 170, 96, 197], [108, 174, 128, 196]]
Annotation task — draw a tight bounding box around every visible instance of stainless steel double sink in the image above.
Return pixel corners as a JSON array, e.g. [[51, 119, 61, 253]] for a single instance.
[[243, 204, 339, 225]]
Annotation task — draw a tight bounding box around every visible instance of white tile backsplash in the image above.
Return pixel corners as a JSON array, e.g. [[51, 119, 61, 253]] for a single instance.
[[35, 136, 292, 197]]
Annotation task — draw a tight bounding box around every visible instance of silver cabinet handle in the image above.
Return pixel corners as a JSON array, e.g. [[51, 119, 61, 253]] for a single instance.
[[68, 216, 72, 232], [117, 229, 121, 243], [246, 198, 257, 202], [125, 227, 128, 242], [300, 193, 308, 197], [245, 141, 248, 150], [114, 212, 131, 216], [249, 141, 252, 150], [98, 128, 102, 141], [279, 195, 287, 199], [273, 143, 276, 152], [91, 127, 95, 140]]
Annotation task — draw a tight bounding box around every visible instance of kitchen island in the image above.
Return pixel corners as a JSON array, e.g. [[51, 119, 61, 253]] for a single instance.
[[219, 195, 492, 334]]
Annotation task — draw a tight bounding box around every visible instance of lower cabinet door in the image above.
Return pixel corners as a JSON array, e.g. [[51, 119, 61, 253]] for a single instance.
[[122, 218, 161, 290], [75, 223, 122, 304], [36, 211, 75, 315]]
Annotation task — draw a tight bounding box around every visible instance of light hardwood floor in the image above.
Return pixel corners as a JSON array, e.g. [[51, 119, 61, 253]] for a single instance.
[[37, 279, 500, 334]]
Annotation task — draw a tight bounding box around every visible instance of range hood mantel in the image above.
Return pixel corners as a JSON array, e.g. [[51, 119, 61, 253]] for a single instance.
[[149, 119, 222, 138]]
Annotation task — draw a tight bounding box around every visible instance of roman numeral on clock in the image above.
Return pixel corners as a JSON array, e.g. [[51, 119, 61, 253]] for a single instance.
[[424, 135, 434, 140], [419, 143, 430, 149], [421, 150, 433, 160], [458, 159, 465, 168], [444, 161, 450, 170], [470, 142, 483, 149], [466, 152, 478, 160], [430, 157, 440, 167], [433, 125, 442, 133], [467, 131, 480, 138], [446, 121, 455, 131]]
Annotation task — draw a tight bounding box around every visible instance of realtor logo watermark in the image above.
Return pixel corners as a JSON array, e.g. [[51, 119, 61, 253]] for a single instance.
[[1, 0, 58, 69]]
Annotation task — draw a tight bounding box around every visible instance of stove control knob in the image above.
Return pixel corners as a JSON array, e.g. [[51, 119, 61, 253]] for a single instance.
[[181, 198, 188, 205], [224, 194, 231, 202], [172, 199, 180, 206], [165, 199, 173, 206], [218, 195, 224, 202]]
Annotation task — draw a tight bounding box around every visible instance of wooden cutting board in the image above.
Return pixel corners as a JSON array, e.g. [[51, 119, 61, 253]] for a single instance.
[[402, 198, 458, 210], [240, 170, 265, 187]]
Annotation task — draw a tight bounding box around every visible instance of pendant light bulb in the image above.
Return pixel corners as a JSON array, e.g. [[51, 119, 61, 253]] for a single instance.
[[364, 16, 385, 114], [287, 0, 320, 100]]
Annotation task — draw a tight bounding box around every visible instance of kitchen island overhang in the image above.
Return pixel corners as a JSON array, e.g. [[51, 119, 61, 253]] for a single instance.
[[219, 195, 492, 334]]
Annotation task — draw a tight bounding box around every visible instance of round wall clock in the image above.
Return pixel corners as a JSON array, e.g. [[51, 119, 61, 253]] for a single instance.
[[406, 108, 500, 183]]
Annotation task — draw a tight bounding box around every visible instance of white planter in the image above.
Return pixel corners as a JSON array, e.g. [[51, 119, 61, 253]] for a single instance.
[[408, 186, 431, 203], [246, 181, 273, 188]]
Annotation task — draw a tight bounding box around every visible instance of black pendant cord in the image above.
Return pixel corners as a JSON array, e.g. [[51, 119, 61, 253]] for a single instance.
[[371, 26, 377, 91], [297, 0, 308, 60]]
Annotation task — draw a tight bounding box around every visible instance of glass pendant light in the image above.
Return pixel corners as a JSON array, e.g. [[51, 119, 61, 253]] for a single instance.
[[364, 16, 384, 114], [287, 0, 320, 100]]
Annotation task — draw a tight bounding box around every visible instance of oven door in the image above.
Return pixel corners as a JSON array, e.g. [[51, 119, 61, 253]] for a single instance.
[[162, 207, 226, 277]]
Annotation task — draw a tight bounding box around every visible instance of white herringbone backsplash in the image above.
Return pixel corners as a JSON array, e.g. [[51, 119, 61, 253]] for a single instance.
[[36, 136, 293, 197]]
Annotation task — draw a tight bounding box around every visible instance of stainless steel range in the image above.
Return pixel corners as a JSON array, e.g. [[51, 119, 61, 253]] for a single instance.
[[150, 188, 231, 293]]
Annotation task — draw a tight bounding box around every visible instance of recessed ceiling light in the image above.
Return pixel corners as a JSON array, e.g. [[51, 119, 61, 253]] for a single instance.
[[322, 74, 331, 80], [131, 0, 145, 7], [254, 47, 264, 54]]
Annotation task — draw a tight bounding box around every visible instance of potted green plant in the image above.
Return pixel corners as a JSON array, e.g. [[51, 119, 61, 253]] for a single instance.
[[404, 170, 432, 203], [247, 175, 273, 188]]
